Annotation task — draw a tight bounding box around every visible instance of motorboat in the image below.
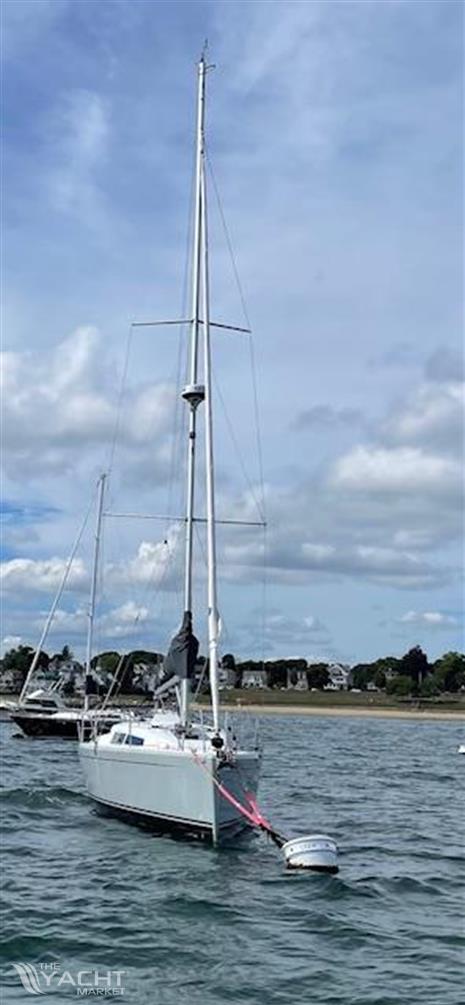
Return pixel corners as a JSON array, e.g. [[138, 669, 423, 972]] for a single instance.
[[10, 688, 123, 739]]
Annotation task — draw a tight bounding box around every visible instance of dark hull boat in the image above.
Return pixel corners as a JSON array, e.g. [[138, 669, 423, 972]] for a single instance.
[[10, 708, 121, 740]]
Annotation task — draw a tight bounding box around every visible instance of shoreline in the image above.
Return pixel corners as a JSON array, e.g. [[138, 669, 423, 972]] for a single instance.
[[201, 703, 465, 722]]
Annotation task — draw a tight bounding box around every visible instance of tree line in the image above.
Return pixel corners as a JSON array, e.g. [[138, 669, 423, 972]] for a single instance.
[[223, 648, 465, 696], [0, 643, 464, 697]]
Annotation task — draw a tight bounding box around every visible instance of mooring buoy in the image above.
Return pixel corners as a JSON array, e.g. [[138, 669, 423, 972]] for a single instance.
[[281, 833, 339, 873]]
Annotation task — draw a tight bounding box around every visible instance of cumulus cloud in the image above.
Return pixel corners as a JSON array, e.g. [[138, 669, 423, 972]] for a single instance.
[[1, 556, 88, 594], [108, 524, 183, 592], [1, 327, 175, 480], [3, 2, 462, 660], [399, 610, 461, 630], [103, 601, 151, 641], [219, 347, 463, 593], [1, 635, 23, 655], [381, 382, 463, 454], [330, 445, 460, 497], [237, 610, 331, 659], [35, 599, 151, 642], [223, 533, 449, 590]]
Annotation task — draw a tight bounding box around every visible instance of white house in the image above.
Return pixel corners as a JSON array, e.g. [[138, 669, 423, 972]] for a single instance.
[[325, 664, 352, 690], [242, 669, 266, 689]]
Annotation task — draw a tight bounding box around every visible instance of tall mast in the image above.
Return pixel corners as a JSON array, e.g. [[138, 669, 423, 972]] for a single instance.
[[200, 120, 220, 735], [180, 56, 207, 727], [84, 473, 106, 713]]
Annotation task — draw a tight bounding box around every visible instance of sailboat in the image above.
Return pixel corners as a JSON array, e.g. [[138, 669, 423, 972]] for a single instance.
[[10, 474, 124, 739], [78, 54, 262, 843]]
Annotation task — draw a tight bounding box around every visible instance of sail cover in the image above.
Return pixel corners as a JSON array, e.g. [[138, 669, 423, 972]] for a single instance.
[[163, 610, 199, 680]]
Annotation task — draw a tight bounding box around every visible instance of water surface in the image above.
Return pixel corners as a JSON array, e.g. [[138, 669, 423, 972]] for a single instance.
[[1, 714, 464, 1003]]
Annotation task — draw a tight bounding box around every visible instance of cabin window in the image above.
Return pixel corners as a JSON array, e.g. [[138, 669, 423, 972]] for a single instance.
[[27, 699, 57, 709], [125, 734, 144, 746], [111, 733, 126, 745]]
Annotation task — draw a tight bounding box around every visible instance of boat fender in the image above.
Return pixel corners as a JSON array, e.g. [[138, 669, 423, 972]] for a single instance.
[[211, 734, 224, 750]]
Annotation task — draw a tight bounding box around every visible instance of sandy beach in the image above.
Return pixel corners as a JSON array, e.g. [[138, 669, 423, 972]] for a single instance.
[[212, 704, 465, 722]]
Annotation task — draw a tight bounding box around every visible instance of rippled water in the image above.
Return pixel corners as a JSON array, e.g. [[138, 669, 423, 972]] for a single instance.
[[1, 714, 464, 1003]]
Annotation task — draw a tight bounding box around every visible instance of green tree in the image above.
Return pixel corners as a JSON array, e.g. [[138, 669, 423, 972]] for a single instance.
[[400, 646, 429, 686], [350, 664, 373, 690], [372, 656, 402, 676], [432, 652, 465, 693], [222, 653, 244, 688], [1, 645, 49, 686], [419, 676, 438, 698], [91, 651, 121, 675], [386, 674, 412, 697], [373, 669, 386, 690], [265, 661, 287, 689], [306, 664, 330, 690]]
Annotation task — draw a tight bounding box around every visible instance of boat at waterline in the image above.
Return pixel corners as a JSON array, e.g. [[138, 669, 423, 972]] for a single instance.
[[80, 711, 260, 842], [9, 688, 124, 739], [79, 53, 263, 844]]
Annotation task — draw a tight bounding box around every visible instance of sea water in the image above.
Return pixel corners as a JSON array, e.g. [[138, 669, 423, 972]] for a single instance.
[[1, 714, 463, 1003]]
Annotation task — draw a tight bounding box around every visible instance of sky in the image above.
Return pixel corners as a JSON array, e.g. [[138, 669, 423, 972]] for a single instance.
[[1, 0, 463, 666]]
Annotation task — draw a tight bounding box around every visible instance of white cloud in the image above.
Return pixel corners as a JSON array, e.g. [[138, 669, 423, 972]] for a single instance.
[[110, 601, 149, 625], [1, 635, 22, 656], [33, 600, 150, 643], [48, 89, 110, 222], [1, 556, 88, 594], [237, 609, 331, 659], [224, 533, 449, 590], [2, 3, 462, 663], [330, 445, 460, 497], [399, 610, 461, 629], [108, 524, 182, 592], [1, 328, 175, 480], [382, 381, 463, 453]]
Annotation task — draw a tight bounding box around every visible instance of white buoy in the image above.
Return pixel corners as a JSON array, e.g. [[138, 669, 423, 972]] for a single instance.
[[282, 834, 339, 873], [458, 744, 465, 754]]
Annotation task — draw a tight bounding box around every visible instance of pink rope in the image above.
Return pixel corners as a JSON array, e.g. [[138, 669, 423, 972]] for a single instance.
[[191, 752, 274, 833]]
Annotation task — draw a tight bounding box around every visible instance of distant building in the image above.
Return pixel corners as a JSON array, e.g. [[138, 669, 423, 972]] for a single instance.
[[0, 668, 24, 693], [242, 668, 266, 689], [286, 669, 308, 690], [325, 664, 352, 691], [48, 656, 83, 677]]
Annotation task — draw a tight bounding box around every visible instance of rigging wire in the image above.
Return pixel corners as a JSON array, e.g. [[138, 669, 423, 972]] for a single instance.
[[213, 369, 265, 523], [206, 146, 268, 671], [19, 491, 95, 701], [206, 149, 266, 517], [94, 137, 199, 659]]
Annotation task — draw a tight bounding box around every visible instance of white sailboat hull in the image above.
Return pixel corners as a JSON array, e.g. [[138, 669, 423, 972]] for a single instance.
[[79, 739, 260, 844]]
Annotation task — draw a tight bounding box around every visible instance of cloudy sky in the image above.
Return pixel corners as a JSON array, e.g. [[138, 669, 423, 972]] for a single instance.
[[2, 0, 463, 665]]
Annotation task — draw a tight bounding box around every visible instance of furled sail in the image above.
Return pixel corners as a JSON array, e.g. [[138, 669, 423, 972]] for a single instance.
[[163, 610, 199, 681]]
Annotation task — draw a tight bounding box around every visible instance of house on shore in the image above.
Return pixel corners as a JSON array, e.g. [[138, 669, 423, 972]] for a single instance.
[[325, 664, 352, 691]]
